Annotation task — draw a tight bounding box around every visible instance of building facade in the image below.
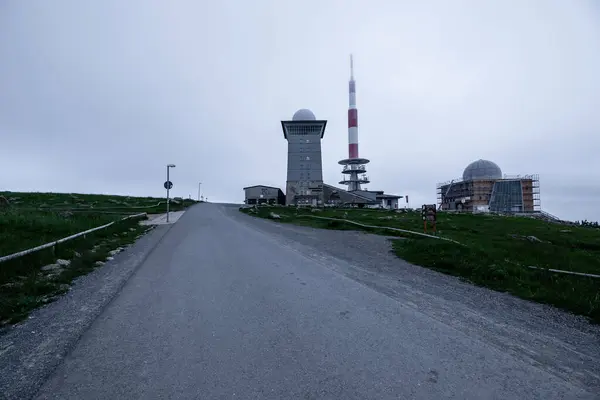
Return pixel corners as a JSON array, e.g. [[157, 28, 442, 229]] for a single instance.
[[243, 185, 285, 205], [375, 194, 403, 209], [281, 109, 327, 206]]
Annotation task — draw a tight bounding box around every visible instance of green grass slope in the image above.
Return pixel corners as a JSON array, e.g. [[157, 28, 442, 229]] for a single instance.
[[0, 191, 197, 326]]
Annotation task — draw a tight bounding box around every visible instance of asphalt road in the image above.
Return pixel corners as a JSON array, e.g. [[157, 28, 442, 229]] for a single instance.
[[34, 204, 598, 399]]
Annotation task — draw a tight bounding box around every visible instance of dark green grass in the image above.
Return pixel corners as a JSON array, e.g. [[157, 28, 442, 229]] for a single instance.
[[241, 206, 600, 323], [0, 210, 118, 256], [0, 218, 149, 326], [391, 239, 600, 323], [1, 191, 196, 215], [1, 192, 196, 256], [0, 190, 198, 327]]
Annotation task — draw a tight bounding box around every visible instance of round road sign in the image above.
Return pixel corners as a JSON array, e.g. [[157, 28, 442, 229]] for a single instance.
[[164, 181, 173, 190]]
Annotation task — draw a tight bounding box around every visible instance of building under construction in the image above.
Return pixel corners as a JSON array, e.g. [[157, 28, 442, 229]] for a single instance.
[[437, 159, 541, 213]]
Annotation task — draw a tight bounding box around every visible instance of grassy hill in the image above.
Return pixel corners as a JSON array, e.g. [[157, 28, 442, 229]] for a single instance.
[[0, 192, 194, 256], [0, 191, 197, 326], [240, 206, 600, 324]]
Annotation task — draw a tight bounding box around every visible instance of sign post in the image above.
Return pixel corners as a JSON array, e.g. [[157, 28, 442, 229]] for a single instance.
[[165, 164, 176, 222], [422, 204, 437, 234]]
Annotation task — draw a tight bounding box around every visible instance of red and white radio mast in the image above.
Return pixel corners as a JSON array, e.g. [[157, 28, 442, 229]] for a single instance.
[[339, 54, 370, 192]]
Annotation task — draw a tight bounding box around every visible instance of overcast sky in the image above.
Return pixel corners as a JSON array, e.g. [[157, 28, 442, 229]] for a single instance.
[[1, 0, 599, 222]]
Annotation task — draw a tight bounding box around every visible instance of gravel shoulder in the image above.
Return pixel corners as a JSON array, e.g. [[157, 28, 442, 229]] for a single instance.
[[0, 224, 173, 400], [225, 206, 600, 393]]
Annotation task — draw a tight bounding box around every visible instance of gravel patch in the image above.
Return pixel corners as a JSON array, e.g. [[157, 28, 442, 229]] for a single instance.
[[0, 225, 172, 400], [228, 207, 600, 393]]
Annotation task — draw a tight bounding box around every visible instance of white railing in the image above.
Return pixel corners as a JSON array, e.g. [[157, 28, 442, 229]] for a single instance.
[[527, 266, 600, 279], [342, 164, 365, 172], [539, 210, 561, 221], [301, 215, 463, 244], [503, 174, 538, 180], [37, 201, 164, 211], [340, 175, 370, 182], [0, 213, 147, 264], [436, 178, 462, 188], [300, 216, 598, 278]]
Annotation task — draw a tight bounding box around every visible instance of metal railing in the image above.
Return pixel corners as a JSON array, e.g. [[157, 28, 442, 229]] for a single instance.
[[342, 164, 366, 172], [301, 215, 463, 244], [527, 266, 600, 279], [298, 216, 598, 279], [0, 213, 147, 264], [539, 210, 561, 221], [340, 175, 370, 182]]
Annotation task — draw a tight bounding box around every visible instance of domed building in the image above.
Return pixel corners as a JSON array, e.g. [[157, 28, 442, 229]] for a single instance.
[[279, 109, 328, 206], [292, 108, 316, 121], [462, 159, 503, 181], [437, 159, 540, 213]]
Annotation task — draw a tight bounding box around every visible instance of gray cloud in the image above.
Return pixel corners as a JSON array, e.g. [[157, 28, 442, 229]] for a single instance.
[[1, 0, 599, 221]]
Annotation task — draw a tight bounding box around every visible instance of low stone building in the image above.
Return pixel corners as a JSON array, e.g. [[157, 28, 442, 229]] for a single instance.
[[243, 185, 285, 205], [375, 193, 403, 209], [322, 185, 402, 209]]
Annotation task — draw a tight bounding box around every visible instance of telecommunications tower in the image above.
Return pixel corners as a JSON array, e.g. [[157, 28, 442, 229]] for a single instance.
[[338, 54, 370, 192]]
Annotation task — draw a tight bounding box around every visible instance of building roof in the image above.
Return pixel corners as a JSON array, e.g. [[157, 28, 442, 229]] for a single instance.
[[463, 159, 502, 181], [292, 109, 316, 121], [376, 194, 403, 199], [243, 185, 282, 191], [322, 184, 380, 204], [351, 190, 377, 200]]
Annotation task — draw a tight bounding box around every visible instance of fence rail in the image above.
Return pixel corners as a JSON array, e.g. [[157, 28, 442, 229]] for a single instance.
[[539, 210, 561, 221], [36, 201, 164, 211], [300, 215, 463, 244], [299, 216, 599, 278], [0, 213, 147, 264], [527, 266, 600, 279]]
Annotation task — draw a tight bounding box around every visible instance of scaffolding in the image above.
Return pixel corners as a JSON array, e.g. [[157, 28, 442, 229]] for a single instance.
[[436, 178, 456, 208], [436, 173, 541, 213], [531, 174, 541, 211], [436, 177, 495, 211]]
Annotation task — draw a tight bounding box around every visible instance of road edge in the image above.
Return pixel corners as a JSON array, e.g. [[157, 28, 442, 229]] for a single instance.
[[0, 223, 175, 400]]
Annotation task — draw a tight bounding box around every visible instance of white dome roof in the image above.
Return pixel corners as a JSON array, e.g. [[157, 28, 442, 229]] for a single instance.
[[463, 159, 502, 181], [292, 109, 316, 121]]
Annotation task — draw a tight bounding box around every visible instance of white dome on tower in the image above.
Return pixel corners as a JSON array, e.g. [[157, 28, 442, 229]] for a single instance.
[[292, 109, 316, 121]]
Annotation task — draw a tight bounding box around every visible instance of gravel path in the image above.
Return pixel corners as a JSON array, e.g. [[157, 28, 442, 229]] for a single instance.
[[225, 205, 600, 394]]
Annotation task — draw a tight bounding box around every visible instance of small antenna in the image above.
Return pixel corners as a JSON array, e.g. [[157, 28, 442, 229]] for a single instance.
[[350, 54, 354, 79]]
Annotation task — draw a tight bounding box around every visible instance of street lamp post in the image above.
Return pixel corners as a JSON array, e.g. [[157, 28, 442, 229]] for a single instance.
[[166, 164, 176, 222], [198, 182, 202, 202]]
